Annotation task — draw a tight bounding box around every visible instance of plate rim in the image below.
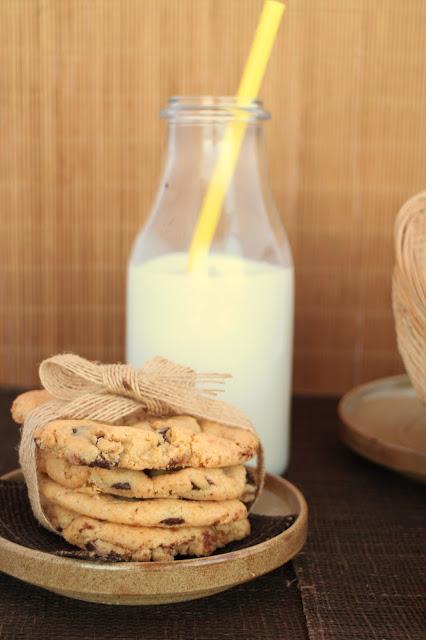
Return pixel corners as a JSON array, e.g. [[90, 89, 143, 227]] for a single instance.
[[338, 373, 426, 477]]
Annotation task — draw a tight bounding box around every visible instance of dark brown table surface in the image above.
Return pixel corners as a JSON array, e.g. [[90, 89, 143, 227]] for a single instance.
[[0, 389, 424, 640]]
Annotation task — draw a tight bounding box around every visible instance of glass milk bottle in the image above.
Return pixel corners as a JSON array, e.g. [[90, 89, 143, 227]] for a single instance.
[[127, 97, 293, 474]]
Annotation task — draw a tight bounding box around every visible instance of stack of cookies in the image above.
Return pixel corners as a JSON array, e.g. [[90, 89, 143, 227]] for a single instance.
[[12, 390, 260, 562]]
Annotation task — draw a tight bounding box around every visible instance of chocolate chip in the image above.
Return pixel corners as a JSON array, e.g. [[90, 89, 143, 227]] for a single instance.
[[283, 514, 297, 530], [206, 477, 215, 486], [111, 482, 131, 490], [191, 481, 201, 491], [72, 428, 78, 434], [85, 541, 96, 551], [143, 469, 154, 478], [160, 517, 185, 526], [88, 457, 115, 470], [157, 427, 170, 442]]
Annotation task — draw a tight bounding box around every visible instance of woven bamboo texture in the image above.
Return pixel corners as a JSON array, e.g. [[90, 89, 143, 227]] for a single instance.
[[393, 192, 426, 401], [1, 0, 425, 392]]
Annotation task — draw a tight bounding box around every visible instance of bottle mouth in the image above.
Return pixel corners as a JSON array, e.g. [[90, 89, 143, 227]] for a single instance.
[[161, 96, 271, 122]]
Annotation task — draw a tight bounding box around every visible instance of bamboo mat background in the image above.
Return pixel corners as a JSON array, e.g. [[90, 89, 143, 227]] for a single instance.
[[1, 0, 425, 392]]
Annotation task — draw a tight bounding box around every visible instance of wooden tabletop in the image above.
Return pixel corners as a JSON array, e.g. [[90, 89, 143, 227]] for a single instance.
[[0, 389, 424, 640]]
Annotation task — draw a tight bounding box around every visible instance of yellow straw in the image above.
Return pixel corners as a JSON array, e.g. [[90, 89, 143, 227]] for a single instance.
[[188, 0, 285, 272]]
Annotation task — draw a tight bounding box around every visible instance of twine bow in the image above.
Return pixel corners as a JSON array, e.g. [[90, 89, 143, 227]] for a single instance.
[[19, 354, 259, 533]]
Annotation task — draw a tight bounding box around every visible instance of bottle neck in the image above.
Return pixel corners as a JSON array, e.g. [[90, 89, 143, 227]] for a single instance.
[[162, 120, 268, 193], [132, 98, 291, 268], [159, 96, 270, 191]]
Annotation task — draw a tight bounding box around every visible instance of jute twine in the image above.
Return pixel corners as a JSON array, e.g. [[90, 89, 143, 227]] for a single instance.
[[19, 353, 264, 533], [393, 191, 426, 401]]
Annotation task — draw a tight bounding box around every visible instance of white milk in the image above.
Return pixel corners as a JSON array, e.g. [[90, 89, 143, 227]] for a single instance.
[[126, 253, 293, 474]]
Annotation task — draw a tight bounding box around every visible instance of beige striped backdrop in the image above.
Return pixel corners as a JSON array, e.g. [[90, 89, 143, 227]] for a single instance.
[[1, 0, 425, 393]]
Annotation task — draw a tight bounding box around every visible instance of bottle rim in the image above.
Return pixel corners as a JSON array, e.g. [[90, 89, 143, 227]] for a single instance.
[[160, 96, 271, 122]]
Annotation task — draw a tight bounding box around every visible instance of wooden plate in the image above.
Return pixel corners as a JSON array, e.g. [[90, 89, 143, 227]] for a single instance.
[[338, 374, 426, 482], [0, 469, 307, 605]]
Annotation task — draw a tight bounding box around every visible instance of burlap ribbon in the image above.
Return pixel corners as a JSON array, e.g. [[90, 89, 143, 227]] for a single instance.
[[19, 353, 263, 533]]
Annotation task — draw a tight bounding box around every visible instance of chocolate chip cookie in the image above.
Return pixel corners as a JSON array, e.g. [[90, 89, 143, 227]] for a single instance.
[[37, 450, 256, 502], [12, 389, 52, 423], [43, 500, 250, 561], [13, 390, 259, 471], [39, 475, 247, 528], [32, 414, 258, 471]]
